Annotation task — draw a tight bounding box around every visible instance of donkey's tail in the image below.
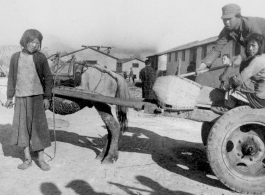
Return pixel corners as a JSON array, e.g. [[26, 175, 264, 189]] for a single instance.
[[115, 75, 130, 132]]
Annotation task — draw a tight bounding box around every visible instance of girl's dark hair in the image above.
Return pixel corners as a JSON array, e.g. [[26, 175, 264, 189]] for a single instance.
[[20, 29, 43, 49], [245, 33, 265, 56]]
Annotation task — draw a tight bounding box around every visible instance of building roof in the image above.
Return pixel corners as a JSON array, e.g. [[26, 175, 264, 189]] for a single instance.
[[87, 46, 119, 60], [155, 40, 199, 56], [149, 36, 218, 57], [118, 58, 145, 64], [117, 58, 131, 63]]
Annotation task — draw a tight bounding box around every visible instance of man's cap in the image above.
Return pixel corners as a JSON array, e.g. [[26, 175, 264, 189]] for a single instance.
[[221, 4, 241, 19]]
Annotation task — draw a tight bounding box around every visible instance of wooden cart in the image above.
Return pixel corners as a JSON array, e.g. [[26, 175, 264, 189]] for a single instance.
[[51, 52, 265, 194]]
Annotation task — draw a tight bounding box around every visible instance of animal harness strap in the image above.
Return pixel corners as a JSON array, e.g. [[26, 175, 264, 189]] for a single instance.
[[85, 65, 118, 82]]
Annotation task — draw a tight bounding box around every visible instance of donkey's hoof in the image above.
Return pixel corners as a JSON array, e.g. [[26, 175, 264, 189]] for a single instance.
[[101, 156, 117, 164], [95, 154, 104, 161], [101, 159, 114, 165]]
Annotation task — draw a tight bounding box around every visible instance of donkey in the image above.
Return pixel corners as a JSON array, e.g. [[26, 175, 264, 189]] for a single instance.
[[48, 57, 130, 164]]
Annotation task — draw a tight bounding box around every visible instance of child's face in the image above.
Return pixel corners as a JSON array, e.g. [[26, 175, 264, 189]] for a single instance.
[[247, 40, 259, 57], [27, 38, 40, 53], [222, 56, 230, 65]]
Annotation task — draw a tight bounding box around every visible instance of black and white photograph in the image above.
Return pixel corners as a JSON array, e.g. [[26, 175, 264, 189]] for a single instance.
[[0, 0, 265, 194]]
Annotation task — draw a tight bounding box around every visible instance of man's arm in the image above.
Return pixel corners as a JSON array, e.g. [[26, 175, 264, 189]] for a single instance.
[[202, 29, 230, 67], [139, 69, 143, 82], [196, 29, 230, 74]]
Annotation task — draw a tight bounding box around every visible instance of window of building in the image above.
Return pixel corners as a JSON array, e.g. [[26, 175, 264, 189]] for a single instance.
[[210, 46, 221, 58], [132, 63, 139, 68], [152, 56, 158, 70], [190, 47, 197, 63], [201, 45, 207, 59], [116, 62, 122, 72], [168, 53, 171, 62], [175, 51, 178, 61], [182, 51, 185, 61]]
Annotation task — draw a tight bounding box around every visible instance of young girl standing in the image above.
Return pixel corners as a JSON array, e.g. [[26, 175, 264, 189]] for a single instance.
[[5, 29, 53, 171]]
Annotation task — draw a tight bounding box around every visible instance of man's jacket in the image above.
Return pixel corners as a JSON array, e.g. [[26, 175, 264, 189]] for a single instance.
[[203, 16, 265, 67]]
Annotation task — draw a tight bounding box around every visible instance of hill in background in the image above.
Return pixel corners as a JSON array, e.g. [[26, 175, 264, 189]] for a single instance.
[[0, 45, 21, 73]]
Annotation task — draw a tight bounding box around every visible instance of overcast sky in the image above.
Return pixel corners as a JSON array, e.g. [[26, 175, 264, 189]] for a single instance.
[[1, 0, 265, 58]]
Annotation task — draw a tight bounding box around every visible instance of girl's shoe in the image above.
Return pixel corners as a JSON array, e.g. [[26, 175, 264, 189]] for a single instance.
[[18, 159, 32, 170], [38, 160, 50, 171]]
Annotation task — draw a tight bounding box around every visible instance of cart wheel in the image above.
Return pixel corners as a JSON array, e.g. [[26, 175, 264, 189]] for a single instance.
[[201, 121, 214, 146], [207, 106, 265, 193]]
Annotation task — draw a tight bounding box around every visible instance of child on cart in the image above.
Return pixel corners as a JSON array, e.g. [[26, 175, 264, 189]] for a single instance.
[[211, 33, 265, 114]]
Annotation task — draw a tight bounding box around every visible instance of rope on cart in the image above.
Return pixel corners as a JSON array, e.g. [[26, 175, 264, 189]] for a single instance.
[[46, 53, 66, 161]]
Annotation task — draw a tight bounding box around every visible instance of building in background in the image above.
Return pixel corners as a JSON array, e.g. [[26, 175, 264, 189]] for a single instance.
[[72, 47, 119, 71], [148, 36, 243, 88], [117, 58, 145, 80]]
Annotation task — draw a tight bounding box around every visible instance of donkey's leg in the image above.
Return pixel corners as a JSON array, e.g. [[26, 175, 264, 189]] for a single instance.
[[93, 102, 121, 164], [95, 131, 110, 161]]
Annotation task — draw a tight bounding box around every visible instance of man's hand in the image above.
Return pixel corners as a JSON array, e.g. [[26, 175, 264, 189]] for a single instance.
[[219, 73, 225, 81], [43, 99, 50, 110], [229, 76, 241, 88], [5, 99, 13, 109], [195, 63, 209, 76]]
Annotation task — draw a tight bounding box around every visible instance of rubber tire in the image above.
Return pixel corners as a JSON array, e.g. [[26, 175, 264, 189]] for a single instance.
[[207, 106, 265, 193], [49, 97, 83, 115], [201, 121, 214, 146]]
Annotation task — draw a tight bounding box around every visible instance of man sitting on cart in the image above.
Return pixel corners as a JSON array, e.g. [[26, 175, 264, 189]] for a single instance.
[[211, 33, 265, 114]]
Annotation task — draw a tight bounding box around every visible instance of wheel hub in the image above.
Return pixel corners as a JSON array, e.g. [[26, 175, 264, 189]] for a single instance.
[[241, 138, 258, 156]]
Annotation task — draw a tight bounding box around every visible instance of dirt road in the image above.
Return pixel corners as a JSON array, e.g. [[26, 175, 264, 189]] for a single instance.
[[0, 78, 242, 195]]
